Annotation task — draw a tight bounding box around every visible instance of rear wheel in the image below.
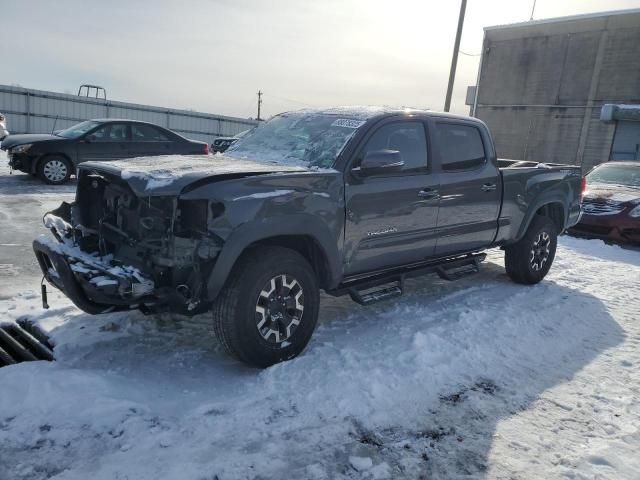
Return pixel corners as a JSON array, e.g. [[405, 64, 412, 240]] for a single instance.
[[38, 156, 71, 185], [212, 246, 320, 368], [505, 215, 558, 284]]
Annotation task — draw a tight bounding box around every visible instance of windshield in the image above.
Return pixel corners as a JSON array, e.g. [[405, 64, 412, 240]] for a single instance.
[[57, 120, 101, 139], [587, 163, 640, 188], [225, 113, 365, 168]]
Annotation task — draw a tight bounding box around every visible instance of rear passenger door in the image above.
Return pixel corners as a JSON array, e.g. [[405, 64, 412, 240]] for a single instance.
[[432, 121, 501, 255], [128, 123, 173, 158], [344, 119, 440, 275]]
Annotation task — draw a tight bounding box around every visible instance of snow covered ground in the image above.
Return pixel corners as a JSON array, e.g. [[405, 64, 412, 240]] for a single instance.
[[1, 149, 639, 479]]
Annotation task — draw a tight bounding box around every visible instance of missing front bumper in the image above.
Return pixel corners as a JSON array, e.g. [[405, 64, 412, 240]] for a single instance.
[[33, 236, 156, 315]]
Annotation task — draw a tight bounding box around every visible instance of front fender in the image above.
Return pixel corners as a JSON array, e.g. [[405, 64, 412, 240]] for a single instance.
[[205, 214, 342, 300]]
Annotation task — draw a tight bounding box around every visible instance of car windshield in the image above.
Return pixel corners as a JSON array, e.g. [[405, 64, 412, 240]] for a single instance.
[[57, 120, 102, 139], [587, 163, 640, 188], [225, 112, 365, 168]]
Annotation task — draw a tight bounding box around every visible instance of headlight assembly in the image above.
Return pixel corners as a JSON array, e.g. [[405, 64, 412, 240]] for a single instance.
[[11, 143, 33, 154]]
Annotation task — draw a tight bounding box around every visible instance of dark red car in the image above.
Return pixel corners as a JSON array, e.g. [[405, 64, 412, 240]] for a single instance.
[[571, 161, 640, 243]]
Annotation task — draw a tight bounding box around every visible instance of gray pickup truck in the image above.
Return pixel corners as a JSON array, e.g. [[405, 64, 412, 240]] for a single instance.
[[33, 107, 583, 367]]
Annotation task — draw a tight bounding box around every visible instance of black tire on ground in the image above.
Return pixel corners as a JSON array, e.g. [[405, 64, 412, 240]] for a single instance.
[[212, 246, 320, 368], [504, 215, 558, 285], [37, 156, 72, 185]]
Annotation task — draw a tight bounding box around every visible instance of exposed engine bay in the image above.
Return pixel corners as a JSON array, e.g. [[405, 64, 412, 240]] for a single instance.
[[36, 169, 223, 314]]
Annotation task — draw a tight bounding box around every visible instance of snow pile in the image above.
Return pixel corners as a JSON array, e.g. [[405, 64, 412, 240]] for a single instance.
[[36, 227, 151, 290], [43, 213, 72, 234], [584, 186, 640, 204], [0, 237, 639, 479]]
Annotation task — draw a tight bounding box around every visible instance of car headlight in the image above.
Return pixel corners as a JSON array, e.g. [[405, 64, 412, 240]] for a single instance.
[[11, 143, 32, 154], [629, 205, 640, 218]]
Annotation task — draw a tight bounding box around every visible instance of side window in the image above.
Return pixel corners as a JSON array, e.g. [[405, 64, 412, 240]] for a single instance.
[[90, 123, 130, 142], [132, 124, 169, 141], [435, 123, 486, 171], [359, 121, 428, 173]]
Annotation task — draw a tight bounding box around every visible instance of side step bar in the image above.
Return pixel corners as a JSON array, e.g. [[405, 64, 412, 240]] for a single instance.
[[435, 254, 483, 281], [349, 282, 404, 306], [330, 252, 486, 306]]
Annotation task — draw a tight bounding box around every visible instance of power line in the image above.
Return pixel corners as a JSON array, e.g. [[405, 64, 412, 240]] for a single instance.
[[267, 93, 318, 108], [459, 50, 481, 57]]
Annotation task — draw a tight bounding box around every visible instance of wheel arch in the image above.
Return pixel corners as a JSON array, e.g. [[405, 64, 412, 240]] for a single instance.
[[34, 153, 74, 175], [247, 235, 333, 287], [515, 197, 567, 242], [534, 202, 565, 233], [206, 216, 342, 301]]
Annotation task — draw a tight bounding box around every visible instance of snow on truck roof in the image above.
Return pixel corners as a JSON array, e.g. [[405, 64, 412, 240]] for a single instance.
[[278, 106, 482, 123]]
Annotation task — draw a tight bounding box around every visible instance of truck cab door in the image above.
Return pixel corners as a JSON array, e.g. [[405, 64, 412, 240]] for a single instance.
[[432, 121, 501, 255], [343, 119, 440, 275], [76, 123, 130, 163]]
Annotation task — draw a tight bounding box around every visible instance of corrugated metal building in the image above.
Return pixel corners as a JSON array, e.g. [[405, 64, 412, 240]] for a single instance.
[[469, 9, 640, 171], [0, 85, 258, 145]]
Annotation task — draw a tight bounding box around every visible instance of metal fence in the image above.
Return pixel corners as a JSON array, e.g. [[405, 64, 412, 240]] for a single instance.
[[0, 85, 258, 144]]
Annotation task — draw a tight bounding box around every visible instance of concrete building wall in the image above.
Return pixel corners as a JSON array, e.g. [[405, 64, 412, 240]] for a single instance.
[[474, 9, 640, 171]]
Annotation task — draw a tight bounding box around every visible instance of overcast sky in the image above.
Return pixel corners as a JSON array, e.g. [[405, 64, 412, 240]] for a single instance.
[[2, 0, 640, 120]]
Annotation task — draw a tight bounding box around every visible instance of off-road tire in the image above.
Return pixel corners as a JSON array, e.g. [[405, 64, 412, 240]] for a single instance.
[[212, 246, 320, 368], [38, 156, 72, 185], [505, 215, 558, 284]]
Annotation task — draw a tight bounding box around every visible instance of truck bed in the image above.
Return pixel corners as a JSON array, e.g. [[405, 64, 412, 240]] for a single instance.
[[495, 159, 582, 245]]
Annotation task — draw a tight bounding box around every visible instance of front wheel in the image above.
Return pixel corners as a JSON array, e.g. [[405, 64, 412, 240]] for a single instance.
[[38, 156, 72, 185], [504, 215, 558, 284], [212, 246, 320, 368]]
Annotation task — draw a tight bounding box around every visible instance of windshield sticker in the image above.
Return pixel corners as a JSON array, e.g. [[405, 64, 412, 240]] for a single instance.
[[331, 119, 366, 129]]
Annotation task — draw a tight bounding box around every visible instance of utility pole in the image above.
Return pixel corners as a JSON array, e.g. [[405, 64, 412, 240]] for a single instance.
[[530, 0, 537, 20], [257, 90, 263, 121], [443, 0, 467, 112]]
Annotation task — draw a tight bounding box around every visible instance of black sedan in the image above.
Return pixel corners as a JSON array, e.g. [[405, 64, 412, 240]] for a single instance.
[[211, 128, 251, 153], [1, 119, 209, 184]]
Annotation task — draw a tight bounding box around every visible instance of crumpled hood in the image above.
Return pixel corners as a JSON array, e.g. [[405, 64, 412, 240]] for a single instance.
[[584, 184, 640, 205], [0, 133, 64, 150], [79, 154, 309, 196]]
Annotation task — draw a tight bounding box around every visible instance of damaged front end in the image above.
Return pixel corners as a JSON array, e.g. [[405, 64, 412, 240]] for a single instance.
[[33, 170, 223, 315]]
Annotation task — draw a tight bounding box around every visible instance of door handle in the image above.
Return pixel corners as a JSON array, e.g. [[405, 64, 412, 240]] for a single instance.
[[481, 183, 497, 192], [418, 188, 440, 199]]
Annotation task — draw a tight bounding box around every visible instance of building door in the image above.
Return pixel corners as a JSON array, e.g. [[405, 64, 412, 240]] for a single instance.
[[611, 121, 640, 160]]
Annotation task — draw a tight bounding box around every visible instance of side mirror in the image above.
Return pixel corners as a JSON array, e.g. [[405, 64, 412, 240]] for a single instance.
[[84, 134, 96, 143], [355, 150, 404, 176]]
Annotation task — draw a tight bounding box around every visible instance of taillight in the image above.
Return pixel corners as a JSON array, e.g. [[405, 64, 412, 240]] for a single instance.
[[580, 176, 586, 199], [203, 143, 209, 155]]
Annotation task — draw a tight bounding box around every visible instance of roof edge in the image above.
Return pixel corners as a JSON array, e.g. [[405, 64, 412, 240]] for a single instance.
[[485, 8, 640, 31]]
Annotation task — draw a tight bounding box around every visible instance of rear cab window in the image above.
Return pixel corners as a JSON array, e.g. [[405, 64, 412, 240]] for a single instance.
[[435, 123, 486, 171]]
